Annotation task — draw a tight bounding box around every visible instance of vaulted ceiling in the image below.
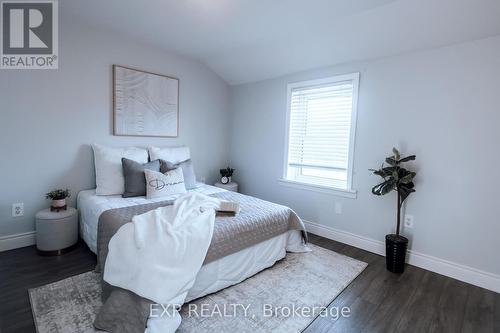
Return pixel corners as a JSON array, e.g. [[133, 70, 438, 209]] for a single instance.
[[62, 0, 500, 85]]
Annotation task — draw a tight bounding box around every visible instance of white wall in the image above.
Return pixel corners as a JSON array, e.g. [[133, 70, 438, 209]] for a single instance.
[[229, 36, 500, 278], [0, 16, 230, 239]]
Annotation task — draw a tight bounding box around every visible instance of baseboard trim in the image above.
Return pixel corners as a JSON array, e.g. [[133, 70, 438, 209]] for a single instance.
[[304, 220, 500, 293], [3, 223, 499, 293], [0, 231, 36, 252]]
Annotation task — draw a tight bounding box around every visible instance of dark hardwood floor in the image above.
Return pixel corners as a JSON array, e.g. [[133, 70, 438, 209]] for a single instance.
[[304, 234, 500, 333], [1, 234, 498, 333], [0, 241, 96, 333]]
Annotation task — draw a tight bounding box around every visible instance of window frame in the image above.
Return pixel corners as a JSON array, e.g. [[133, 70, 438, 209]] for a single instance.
[[281, 73, 360, 198]]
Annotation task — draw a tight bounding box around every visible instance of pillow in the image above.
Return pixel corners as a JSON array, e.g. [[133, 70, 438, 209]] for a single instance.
[[148, 146, 190, 164], [92, 144, 149, 195], [144, 168, 187, 199], [160, 159, 197, 190], [122, 158, 160, 198]]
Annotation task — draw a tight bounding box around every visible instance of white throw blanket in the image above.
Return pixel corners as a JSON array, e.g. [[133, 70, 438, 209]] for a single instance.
[[103, 192, 221, 333]]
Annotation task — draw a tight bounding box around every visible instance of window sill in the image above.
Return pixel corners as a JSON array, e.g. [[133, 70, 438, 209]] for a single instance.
[[278, 179, 357, 199]]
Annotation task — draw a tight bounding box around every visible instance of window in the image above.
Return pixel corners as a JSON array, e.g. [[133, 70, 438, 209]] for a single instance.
[[282, 73, 359, 194]]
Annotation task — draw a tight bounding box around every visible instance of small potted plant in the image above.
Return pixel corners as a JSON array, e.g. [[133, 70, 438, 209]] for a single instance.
[[219, 167, 235, 184], [370, 148, 416, 273], [45, 189, 71, 212]]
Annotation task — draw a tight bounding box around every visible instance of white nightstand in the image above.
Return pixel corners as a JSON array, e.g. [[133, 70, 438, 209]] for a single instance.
[[35, 207, 78, 255], [214, 181, 238, 192]]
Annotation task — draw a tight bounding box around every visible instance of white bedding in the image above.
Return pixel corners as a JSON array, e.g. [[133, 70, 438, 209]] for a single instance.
[[77, 184, 307, 302], [77, 183, 225, 254]]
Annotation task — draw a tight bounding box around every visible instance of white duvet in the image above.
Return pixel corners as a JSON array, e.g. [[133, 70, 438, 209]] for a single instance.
[[103, 192, 221, 333], [77, 184, 225, 254]]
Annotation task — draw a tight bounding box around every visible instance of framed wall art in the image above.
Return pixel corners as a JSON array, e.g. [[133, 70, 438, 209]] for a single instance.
[[113, 65, 179, 137]]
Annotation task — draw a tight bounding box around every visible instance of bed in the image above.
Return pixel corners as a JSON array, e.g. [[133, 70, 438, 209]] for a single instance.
[[77, 183, 308, 302]]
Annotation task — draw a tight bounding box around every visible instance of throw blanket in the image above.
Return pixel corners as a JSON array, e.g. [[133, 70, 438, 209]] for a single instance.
[[94, 191, 308, 333], [97, 193, 220, 333]]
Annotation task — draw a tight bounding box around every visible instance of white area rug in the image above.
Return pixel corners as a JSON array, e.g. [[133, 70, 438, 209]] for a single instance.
[[29, 244, 367, 333]]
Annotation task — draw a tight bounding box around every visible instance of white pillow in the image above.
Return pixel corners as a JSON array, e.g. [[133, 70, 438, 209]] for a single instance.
[[148, 146, 190, 164], [144, 168, 187, 199], [92, 144, 148, 195]]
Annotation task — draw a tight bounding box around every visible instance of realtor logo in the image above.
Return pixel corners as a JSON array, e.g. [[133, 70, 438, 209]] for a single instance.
[[1, 0, 58, 69]]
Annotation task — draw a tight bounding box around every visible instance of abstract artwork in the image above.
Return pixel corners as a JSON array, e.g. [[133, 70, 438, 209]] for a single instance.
[[113, 65, 179, 137]]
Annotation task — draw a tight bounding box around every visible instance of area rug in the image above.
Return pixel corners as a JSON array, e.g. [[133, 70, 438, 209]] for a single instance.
[[29, 244, 367, 333]]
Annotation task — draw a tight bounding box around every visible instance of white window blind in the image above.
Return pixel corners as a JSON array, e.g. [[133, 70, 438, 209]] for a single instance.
[[284, 73, 359, 191]]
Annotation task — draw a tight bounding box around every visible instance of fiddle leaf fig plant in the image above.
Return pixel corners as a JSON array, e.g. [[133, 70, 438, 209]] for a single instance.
[[370, 148, 416, 235]]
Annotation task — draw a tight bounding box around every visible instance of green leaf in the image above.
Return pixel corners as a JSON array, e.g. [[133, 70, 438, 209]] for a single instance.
[[382, 166, 398, 173], [385, 157, 397, 166], [400, 172, 416, 184], [392, 147, 400, 160], [372, 185, 383, 195], [372, 179, 396, 196], [399, 182, 415, 202], [372, 179, 395, 195], [398, 155, 416, 163], [371, 183, 384, 195], [381, 180, 396, 195]]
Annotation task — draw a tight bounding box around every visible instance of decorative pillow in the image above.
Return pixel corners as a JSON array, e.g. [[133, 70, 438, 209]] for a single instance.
[[122, 158, 160, 198], [148, 146, 190, 164], [160, 159, 197, 190], [92, 144, 149, 195], [144, 168, 187, 199]]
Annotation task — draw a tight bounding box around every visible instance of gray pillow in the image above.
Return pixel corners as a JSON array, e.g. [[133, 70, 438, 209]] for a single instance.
[[160, 159, 197, 190], [122, 158, 160, 198]]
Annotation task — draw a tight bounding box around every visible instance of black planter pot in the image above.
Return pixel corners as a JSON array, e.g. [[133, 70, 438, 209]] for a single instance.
[[385, 234, 408, 273]]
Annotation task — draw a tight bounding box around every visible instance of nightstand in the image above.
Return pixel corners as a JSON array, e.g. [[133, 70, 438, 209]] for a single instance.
[[35, 207, 78, 256], [214, 181, 239, 192]]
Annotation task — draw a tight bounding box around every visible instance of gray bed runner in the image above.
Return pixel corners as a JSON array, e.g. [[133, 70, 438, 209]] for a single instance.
[[96, 191, 307, 273]]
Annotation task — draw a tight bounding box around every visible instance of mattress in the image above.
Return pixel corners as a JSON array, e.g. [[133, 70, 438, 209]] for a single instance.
[[77, 183, 225, 254]]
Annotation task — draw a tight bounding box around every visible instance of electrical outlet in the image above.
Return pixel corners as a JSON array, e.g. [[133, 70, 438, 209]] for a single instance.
[[334, 202, 342, 214], [404, 214, 414, 228], [12, 203, 24, 217], [199, 176, 206, 184]]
